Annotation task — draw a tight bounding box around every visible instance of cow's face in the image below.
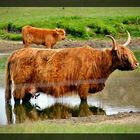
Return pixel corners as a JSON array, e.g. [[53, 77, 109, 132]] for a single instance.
[[107, 32, 139, 71], [115, 45, 138, 71], [56, 29, 66, 41]]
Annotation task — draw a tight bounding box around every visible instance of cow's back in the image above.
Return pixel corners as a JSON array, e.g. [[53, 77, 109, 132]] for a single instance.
[[45, 46, 97, 81], [9, 48, 60, 84]]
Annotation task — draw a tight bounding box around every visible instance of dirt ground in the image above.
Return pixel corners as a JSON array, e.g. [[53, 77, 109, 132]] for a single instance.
[[0, 39, 140, 125], [0, 37, 140, 53], [41, 112, 140, 126]]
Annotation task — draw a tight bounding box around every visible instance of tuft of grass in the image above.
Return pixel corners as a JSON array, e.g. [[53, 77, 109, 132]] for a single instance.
[[0, 30, 22, 41]]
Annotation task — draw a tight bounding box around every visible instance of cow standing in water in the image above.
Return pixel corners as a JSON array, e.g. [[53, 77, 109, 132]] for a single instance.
[[5, 32, 139, 103], [22, 25, 65, 48]]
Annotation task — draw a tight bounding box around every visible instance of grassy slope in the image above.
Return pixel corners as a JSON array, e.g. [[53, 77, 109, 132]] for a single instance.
[[0, 7, 139, 40], [0, 7, 140, 21]]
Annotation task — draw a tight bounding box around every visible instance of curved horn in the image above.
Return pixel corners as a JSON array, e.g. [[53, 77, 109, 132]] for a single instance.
[[122, 31, 131, 47], [106, 35, 117, 50]]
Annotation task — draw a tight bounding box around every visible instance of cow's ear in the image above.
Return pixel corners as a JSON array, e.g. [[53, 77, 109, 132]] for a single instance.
[[54, 31, 59, 36], [55, 28, 60, 35], [106, 35, 118, 51], [55, 28, 59, 32], [56, 31, 60, 35]]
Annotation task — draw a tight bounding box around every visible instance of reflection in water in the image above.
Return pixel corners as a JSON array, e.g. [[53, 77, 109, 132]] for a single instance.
[[6, 101, 105, 124], [5, 104, 13, 124]]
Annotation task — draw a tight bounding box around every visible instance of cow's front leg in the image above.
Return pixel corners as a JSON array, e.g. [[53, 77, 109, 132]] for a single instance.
[[23, 40, 31, 48], [78, 84, 89, 102], [24, 43, 31, 48], [45, 42, 51, 49]]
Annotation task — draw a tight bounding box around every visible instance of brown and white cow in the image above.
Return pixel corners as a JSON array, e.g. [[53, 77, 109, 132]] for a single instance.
[[5, 32, 139, 103], [22, 25, 65, 49]]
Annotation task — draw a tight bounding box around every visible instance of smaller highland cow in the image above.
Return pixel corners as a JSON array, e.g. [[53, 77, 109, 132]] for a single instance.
[[22, 25, 66, 49]]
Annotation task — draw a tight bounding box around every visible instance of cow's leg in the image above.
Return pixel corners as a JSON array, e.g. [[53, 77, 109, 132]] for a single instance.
[[26, 84, 37, 97], [24, 42, 31, 48], [22, 84, 37, 103], [45, 42, 51, 49], [13, 87, 21, 104], [13, 85, 26, 104], [78, 84, 89, 102], [50, 44, 54, 49], [24, 35, 32, 48]]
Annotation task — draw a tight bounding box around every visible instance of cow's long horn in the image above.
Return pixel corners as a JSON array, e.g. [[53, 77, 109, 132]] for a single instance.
[[106, 35, 117, 50], [122, 31, 131, 47]]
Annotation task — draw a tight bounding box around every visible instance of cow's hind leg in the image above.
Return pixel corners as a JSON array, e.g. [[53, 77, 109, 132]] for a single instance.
[[13, 88, 22, 104], [13, 85, 26, 104]]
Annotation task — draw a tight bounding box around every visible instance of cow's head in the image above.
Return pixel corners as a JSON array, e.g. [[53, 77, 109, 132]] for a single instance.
[[55, 28, 66, 41], [107, 32, 139, 71]]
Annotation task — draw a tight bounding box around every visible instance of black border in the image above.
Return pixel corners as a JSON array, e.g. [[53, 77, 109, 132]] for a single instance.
[[0, 134, 140, 140], [0, 0, 140, 139], [0, 0, 140, 7]]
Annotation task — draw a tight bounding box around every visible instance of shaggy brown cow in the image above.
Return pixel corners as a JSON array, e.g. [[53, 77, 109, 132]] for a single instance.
[[22, 25, 65, 48], [5, 32, 139, 103]]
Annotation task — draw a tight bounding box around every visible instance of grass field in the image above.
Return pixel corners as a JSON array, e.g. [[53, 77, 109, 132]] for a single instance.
[[0, 7, 139, 40], [0, 121, 140, 133]]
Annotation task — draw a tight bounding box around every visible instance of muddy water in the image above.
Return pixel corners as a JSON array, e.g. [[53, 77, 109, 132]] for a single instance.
[[0, 64, 140, 125]]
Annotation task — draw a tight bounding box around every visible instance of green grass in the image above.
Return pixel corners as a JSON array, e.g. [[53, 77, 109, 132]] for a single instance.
[[134, 50, 140, 70], [0, 7, 139, 40], [0, 121, 140, 133], [134, 50, 140, 62], [0, 56, 8, 70]]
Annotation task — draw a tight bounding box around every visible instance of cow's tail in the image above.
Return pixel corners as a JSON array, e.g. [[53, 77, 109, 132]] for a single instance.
[[5, 57, 12, 103], [22, 28, 25, 44]]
